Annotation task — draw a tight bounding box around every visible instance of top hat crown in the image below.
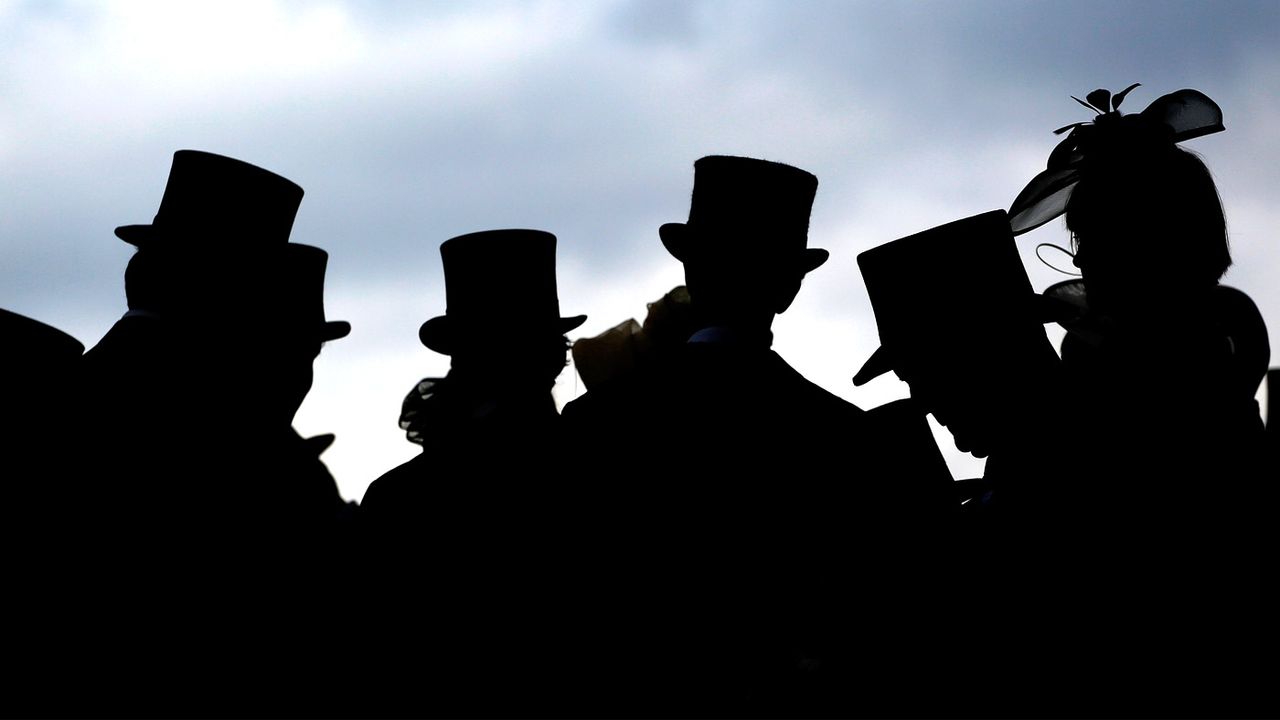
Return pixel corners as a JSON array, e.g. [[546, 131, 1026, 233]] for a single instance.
[[115, 150, 304, 247], [853, 210, 1061, 385], [418, 229, 587, 355], [659, 155, 828, 273]]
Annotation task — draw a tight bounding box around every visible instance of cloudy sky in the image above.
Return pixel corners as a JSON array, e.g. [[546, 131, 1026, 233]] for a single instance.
[[4, 0, 1279, 500]]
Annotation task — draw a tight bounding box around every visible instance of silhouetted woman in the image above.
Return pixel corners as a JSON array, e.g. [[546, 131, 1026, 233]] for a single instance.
[[999, 87, 1277, 716], [1011, 84, 1269, 515]]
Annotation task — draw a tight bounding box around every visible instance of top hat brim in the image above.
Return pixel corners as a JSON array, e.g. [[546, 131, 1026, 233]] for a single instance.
[[658, 223, 829, 273], [115, 224, 153, 246], [320, 320, 351, 342], [419, 313, 588, 355], [852, 346, 895, 387], [852, 294, 1079, 387]]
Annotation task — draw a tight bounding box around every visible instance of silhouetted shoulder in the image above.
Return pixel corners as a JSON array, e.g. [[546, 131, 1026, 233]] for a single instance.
[[360, 454, 429, 513], [765, 349, 866, 417]]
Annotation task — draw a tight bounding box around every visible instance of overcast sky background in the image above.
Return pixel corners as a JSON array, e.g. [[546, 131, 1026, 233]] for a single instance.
[[4, 0, 1279, 500]]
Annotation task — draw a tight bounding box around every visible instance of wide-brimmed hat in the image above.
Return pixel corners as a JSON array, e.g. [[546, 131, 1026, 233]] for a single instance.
[[659, 155, 828, 273], [280, 244, 351, 342], [418, 229, 586, 355], [115, 150, 303, 247], [852, 210, 1069, 386], [1007, 85, 1225, 236]]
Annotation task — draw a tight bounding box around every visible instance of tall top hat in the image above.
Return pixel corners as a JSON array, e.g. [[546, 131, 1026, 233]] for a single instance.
[[0, 308, 84, 373], [279, 244, 351, 342], [659, 155, 828, 273], [114, 150, 304, 247], [418, 229, 587, 355], [852, 210, 1064, 386]]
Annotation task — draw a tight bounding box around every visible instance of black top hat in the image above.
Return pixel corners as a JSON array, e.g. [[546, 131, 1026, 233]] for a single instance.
[[659, 155, 828, 273], [0, 308, 84, 372], [418, 229, 587, 355], [280, 244, 351, 342], [852, 210, 1065, 385], [115, 150, 304, 247]]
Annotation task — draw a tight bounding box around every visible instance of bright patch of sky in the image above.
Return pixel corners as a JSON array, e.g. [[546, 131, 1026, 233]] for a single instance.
[[4, 1, 1278, 498]]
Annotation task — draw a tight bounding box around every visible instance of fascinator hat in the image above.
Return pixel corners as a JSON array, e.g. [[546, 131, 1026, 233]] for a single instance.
[[1008, 84, 1225, 236]]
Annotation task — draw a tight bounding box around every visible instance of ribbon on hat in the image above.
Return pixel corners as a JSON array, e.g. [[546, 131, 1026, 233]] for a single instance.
[[1008, 84, 1225, 236]]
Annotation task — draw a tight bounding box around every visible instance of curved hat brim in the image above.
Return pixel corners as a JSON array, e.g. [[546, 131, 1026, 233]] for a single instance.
[[852, 346, 895, 387], [800, 248, 829, 273], [319, 321, 351, 342], [660, 223, 828, 273], [419, 314, 588, 355], [114, 224, 154, 246], [659, 223, 691, 262]]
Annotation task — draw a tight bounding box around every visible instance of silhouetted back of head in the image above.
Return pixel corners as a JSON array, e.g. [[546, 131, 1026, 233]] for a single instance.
[[660, 156, 828, 328], [1067, 144, 1229, 291], [418, 229, 585, 391]]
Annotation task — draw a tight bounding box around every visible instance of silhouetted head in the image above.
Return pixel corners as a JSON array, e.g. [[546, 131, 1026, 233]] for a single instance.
[[118, 150, 305, 323], [1066, 145, 1229, 315], [1008, 86, 1229, 316], [271, 245, 350, 421], [418, 229, 585, 394], [854, 211, 1062, 457], [660, 156, 827, 331], [193, 244, 351, 426]]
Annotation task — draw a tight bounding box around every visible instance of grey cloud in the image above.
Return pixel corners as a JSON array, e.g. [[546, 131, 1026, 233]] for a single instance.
[[5, 0, 1280, 497]]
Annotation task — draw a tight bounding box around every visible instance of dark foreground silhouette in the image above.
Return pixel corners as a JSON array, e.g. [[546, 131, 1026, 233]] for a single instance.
[[846, 86, 1277, 716], [15, 151, 356, 716], [3, 114, 1276, 716]]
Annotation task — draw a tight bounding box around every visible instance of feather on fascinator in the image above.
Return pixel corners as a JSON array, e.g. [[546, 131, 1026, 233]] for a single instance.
[[1008, 84, 1225, 235]]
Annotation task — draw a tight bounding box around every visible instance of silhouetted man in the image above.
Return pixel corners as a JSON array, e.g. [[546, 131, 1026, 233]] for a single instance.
[[562, 155, 954, 713], [853, 210, 1069, 510], [359, 229, 587, 714], [64, 150, 348, 714]]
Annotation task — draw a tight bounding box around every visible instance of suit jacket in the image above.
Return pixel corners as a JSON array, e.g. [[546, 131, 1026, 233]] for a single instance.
[[559, 335, 956, 712], [359, 391, 591, 714], [56, 315, 353, 715]]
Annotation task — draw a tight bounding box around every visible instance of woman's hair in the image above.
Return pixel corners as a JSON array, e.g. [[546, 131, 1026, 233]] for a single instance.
[[1065, 145, 1230, 284]]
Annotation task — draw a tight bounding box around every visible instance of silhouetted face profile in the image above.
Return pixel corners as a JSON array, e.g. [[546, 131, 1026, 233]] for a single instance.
[[894, 361, 993, 457], [893, 342, 1054, 459], [241, 330, 323, 425], [855, 211, 1061, 459], [236, 243, 349, 427]]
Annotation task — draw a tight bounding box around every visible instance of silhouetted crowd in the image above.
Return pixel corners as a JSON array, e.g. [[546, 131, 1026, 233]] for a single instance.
[[5, 86, 1278, 718]]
